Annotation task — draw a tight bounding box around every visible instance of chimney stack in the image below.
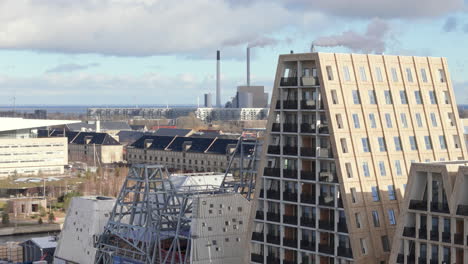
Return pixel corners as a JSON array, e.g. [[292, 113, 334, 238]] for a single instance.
[[216, 50, 221, 107], [246, 47, 250, 86]]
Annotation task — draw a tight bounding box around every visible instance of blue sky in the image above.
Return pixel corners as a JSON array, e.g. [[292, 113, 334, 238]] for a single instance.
[[0, 0, 467, 106]]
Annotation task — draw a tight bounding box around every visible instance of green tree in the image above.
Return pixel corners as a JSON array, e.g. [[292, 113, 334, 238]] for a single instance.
[[38, 217, 43, 224], [48, 212, 55, 223], [39, 206, 47, 217], [2, 212, 9, 225]]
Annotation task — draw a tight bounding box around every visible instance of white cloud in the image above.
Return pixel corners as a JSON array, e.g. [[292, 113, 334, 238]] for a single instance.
[[0, 0, 304, 57]]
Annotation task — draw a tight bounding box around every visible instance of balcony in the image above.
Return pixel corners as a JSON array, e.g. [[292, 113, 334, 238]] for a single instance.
[[319, 220, 334, 231], [283, 169, 298, 179], [267, 145, 280, 155], [300, 170, 316, 181], [267, 212, 280, 222], [319, 171, 338, 183], [300, 240, 315, 252], [300, 194, 315, 204], [430, 230, 439, 241], [272, 123, 281, 132], [418, 227, 427, 239], [301, 99, 316, 110], [264, 168, 280, 177], [457, 204, 468, 216], [337, 198, 343, 208], [300, 217, 315, 228], [454, 233, 463, 245], [259, 189, 264, 198], [283, 215, 298, 225], [300, 123, 316, 133], [281, 77, 298, 86], [252, 232, 264, 242], [283, 100, 298, 109], [319, 196, 335, 207], [283, 123, 298, 133], [338, 221, 348, 233], [318, 244, 334, 255], [283, 261, 298, 264], [409, 200, 428, 211], [403, 227, 416, 238], [255, 211, 264, 220], [317, 148, 332, 158], [397, 254, 404, 263], [301, 76, 319, 86], [337, 247, 353, 258], [251, 254, 264, 263], [283, 191, 298, 202], [300, 147, 315, 157], [266, 256, 281, 264], [275, 100, 281, 109], [431, 202, 450, 214], [442, 231, 451, 243], [283, 238, 298, 248], [283, 146, 298, 156], [266, 190, 280, 200], [418, 257, 427, 264], [318, 124, 329, 134], [266, 234, 280, 245], [429, 259, 438, 264]]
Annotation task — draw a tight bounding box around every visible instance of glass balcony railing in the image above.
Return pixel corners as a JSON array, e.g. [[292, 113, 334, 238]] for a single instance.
[[300, 123, 316, 133], [267, 212, 280, 222], [283, 215, 298, 225], [409, 200, 428, 211], [280, 77, 298, 86], [300, 170, 316, 181]]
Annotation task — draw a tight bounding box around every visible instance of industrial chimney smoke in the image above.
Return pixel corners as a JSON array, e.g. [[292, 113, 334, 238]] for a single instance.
[[216, 50, 221, 107], [246, 47, 250, 86]]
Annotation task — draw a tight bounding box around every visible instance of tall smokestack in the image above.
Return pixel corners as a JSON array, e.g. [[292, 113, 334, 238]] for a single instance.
[[216, 50, 221, 107], [246, 47, 250, 86]]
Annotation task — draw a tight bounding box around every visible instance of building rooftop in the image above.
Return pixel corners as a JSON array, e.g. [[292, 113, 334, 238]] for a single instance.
[[38, 129, 121, 145], [154, 128, 193, 137], [0, 117, 79, 132], [66, 121, 131, 132], [28, 236, 58, 249]]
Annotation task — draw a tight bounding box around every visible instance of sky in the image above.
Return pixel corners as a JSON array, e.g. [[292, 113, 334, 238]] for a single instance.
[[0, 0, 467, 106]]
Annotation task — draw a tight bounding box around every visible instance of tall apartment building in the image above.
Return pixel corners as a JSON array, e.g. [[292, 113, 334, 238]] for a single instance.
[[389, 161, 468, 263], [248, 52, 467, 264]]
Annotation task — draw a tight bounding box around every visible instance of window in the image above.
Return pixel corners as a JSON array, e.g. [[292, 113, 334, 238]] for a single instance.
[[352, 113, 360, 128], [420, 68, 428, 83], [326, 66, 334, 81], [406, 68, 413, 82], [372, 211, 380, 227], [415, 113, 423, 127], [368, 90, 377, 104], [453, 135, 461, 148], [384, 90, 392, 104], [409, 136, 418, 150], [359, 66, 367, 81], [378, 161, 386, 176], [351, 188, 357, 203], [375, 67, 383, 82], [378, 137, 386, 152], [360, 238, 368, 255], [336, 114, 343, 129], [388, 185, 396, 200], [345, 162, 353, 178], [381, 236, 390, 252], [391, 68, 398, 82], [424, 136, 432, 150], [362, 162, 370, 177], [430, 113, 438, 127], [388, 209, 396, 225], [438, 69, 446, 82], [443, 91, 450, 104], [343, 66, 351, 81], [385, 113, 392, 128], [395, 160, 403, 176], [439, 135, 447, 149], [369, 113, 377, 128], [400, 113, 408, 128], [355, 213, 362, 228], [394, 136, 402, 151], [352, 90, 361, 104], [340, 138, 348, 153], [429, 91, 437, 104], [331, 90, 338, 104], [448, 113, 455, 126], [414, 91, 422, 104], [362, 138, 370, 152], [371, 186, 380, 201], [400, 91, 408, 104]]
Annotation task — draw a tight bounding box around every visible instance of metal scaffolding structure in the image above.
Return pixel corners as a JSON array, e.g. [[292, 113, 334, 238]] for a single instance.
[[222, 128, 265, 200]]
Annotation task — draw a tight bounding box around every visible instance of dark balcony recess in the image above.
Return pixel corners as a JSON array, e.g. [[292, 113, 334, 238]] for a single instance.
[[319, 196, 335, 207], [300, 99, 316, 110], [266, 190, 280, 200], [300, 194, 315, 204], [454, 233, 463, 245], [272, 123, 281, 132], [300, 123, 316, 133], [283, 100, 298, 109], [280, 77, 298, 86], [267, 145, 280, 155], [457, 204, 468, 216], [337, 247, 353, 258], [266, 256, 280, 264], [300, 217, 315, 228], [251, 254, 264, 263], [283, 215, 298, 225], [338, 221, 348, 233], [418, 227, 427, 239], [409, 200, 428, 211], [319, 220, 334, 231], [251, 232, 264, 241], [300, 170, 316, 181], [264, 168, 280, 177], [283, 191, 298, 202], [430, 230, 439, 241], [397, 254, 404, 263], [283, 123, 298, 133], [300, 240, 315, 252], [266, 212, 280, 222], [266, 234, 280, 245], [431, 202, 449, 214], [255, 211, 264, 220], [442, 231, 451, 243], [283, 169, 298, 179], [403, 227, 416, 238], [318, 244, 334, 255], [300, 147, 315, 157], [283, 238, 298, 248], [283, 146, 298, 156], [275, 101, 281, 109]]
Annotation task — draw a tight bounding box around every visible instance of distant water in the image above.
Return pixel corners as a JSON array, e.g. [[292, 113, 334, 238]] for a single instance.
[[0, 231, 59, 243], [0, 105, 198, 114]]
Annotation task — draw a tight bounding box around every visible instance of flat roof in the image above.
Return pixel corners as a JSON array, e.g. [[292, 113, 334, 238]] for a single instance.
[[0, 118, 79, 132]]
